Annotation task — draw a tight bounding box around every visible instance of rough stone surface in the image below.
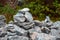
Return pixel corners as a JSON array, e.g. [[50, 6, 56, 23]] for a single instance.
[[8, 35, 29, 40], [1, 8, 60, 40], [16, 22, 34, 30], [30, 32, 56, 40], [34, 20, 43, 27], [0, 15, 6, 27], [0, 15, 7, 40], [13, 13, 26, 23], [43, 16, 53, 27], [50, 21, 60, 38], [13, 8, 34, 30], [14, 8, 33, 23], [29, 26, 41, 34]]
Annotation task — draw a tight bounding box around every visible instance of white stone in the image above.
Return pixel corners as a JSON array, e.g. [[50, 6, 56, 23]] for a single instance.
[[19, 8, 30, 12], [14, 13, 25, 22], [25, 12, 33, 22]]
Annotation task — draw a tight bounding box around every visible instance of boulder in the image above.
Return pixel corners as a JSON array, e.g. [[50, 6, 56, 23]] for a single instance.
[[13, 8, 33, 23], [50, 21, 60, 38], [30, 32, 56, 40]]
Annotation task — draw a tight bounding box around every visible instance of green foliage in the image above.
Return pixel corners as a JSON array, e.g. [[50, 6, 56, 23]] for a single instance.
[[0, 4, 18, 22], [0, 0, 60, 22], [20, 1, 52, 20], [21, 0, 60, 21], [53, 0, 60, 15], [0, 4, 18, 15], [0, 3, 3, 7]]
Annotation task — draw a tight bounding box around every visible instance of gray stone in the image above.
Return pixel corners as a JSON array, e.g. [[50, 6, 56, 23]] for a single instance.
[[7, 23, 28, 40], [44, 16, 53, 27], [45, 16, 51, 23], [34, 20, 43, 27], [29, 26, 41, 34], [7, 23, 14, 29], [7, 21, 15, 34], [30, 32, 56, 40], [8, 36, 29, 40], [53, 21, 60, 28], [0, 15, 6, 22], [14, 25, 28, 36], [13, 13, 26, 23], [7, 23, 16, 36], [16, 22, 34, 30], [25, 12, 33, 22], [7, 21, 17, 38], [0, 26, 7, 40], [7, 22, 28, 36], [41, 27, 50, 34], [13, 8, 34, 30], [0, 22, 6, 27], [1, 9, 60, 40], [0, 15, 7, 40], [7, 32, 16, 36], [19, 36, 29, 40], [0, 35, 7, 40], [50, 21, 60, 38], [50, 29, 60, 38], [0, 15, 6, 27], [50, 29, 57, 37], [13, 8, 33, 23]]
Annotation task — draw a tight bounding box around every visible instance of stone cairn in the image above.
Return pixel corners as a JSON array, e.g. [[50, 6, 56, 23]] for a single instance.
[[0, 15, 7, 40], [0, 8, 60, 40]]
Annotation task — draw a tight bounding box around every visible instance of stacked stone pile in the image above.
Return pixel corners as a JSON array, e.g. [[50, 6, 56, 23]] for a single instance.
[[0, 8, 60, 40], [0, 15, 7, 40]]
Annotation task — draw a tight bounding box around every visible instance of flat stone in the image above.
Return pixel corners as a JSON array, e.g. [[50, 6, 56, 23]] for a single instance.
[[34, 20, 43, 27], [25, 12, 33, 22], [15, 22, 34, 30], [29, 26, 41, 34], [13, 25, 28, 36]]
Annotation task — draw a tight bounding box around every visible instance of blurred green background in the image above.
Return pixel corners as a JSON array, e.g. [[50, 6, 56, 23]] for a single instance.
[[0, 0, 60, 22]]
